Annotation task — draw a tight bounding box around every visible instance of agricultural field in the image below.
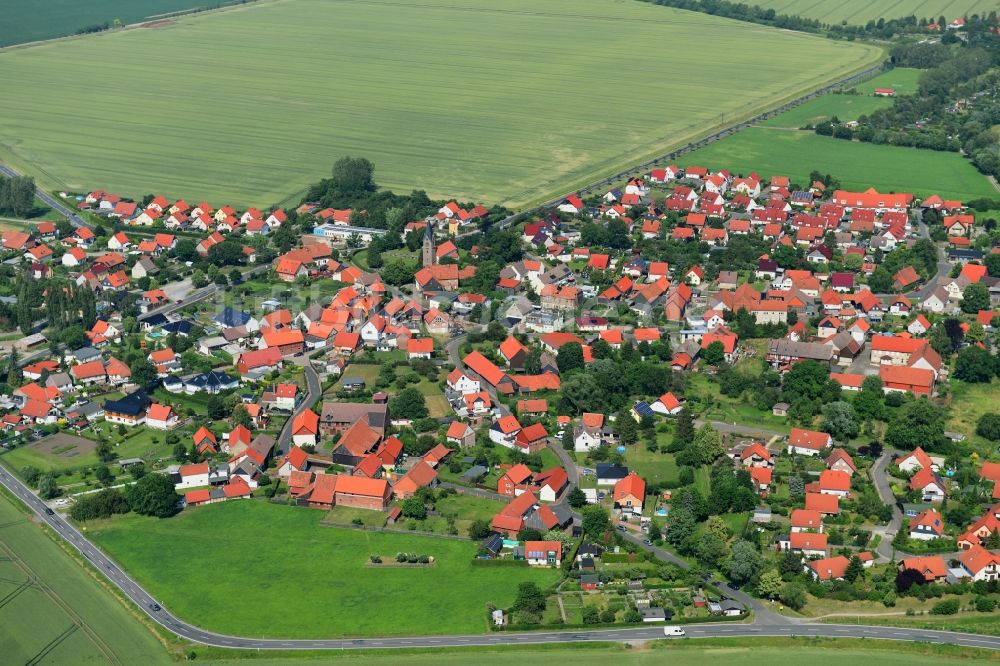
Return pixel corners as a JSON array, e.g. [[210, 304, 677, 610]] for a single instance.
[[86, 500, 559, 637], [0, 0, 240, 47], [733, 0, 1000, 25], [763, 68, 923, 128], [0, 0, 880, 208], [0, 491, 168, 664], [679, 128, 999, 201]]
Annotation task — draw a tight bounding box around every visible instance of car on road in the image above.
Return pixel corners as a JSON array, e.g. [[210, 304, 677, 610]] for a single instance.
[[44, 508, 54, 515], [663, 626, 686, 637], [616, 524, 626, 532], [149, 602, 161, 611], [644, 539, 652, 545]]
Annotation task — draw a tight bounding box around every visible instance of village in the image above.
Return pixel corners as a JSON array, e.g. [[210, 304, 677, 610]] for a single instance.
[[4, 157, 1000, 628]]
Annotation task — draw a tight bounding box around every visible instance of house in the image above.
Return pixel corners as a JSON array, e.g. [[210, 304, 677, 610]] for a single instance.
[[805, 492, 840, 515], [489, 415, 522, 447], [910, 508, 945, 540], [293, 474, 391, 510], [613, 472, 646, 513], [445, 421, 476, 447], [910, 467, 947, 502], [524, 540, 562, 567], [880, 365, 934, 396], [896, 448, 938, 476], [291, 408, 320, 447], [817, 470, 851, 497], [407, 337, 434, 360], [777, 531, 828, 557], [898, 556, 949, 583], [393, 461, 438, 499], [175, 462, 210, 490], [790, 509, 823, 532], [959, 545, 1000, 581], [806, 555, 850, 581], [825, 449, 856, 476], [651, 392, 683, 416], [740, 442, 773, 468], [145, 403, 178, 430], [103, 391, 151, 426], [787, 428, 832, 456], [596, 464, 629, 486]]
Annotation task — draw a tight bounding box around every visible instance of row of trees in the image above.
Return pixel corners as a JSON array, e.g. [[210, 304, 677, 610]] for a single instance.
[[69, 473, 180, 520], [0, 174, 34, 217]]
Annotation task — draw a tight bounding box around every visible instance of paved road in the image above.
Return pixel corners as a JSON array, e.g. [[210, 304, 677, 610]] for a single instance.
[[870, 450, 906, 562], [0, 164, 93, 231], [2, 466, 1000, 651], [277, 365, 321, 455]]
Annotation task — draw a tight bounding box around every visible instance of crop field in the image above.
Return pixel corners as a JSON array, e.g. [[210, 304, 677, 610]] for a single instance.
[[0, 0, 242, 47], [764, 68, 922, 128], [735, 0, 1000, 25], [0, 0, 881, 208], [0, 491, 168, 664], [679, 128, 998, 201], [87, 500, 559, 637]]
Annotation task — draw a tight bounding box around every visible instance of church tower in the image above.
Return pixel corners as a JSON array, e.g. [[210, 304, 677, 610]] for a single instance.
[[422, 221, 435, 268]]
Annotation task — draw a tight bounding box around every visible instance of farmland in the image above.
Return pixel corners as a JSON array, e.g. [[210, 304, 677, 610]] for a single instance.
[[0, 491, 168, 664], [0, 0, 881, 208], [87, 500, 559, 637], [678, 128, 999, 201], [729, 0, 1000, 25], [763, 68, 923, 128], [0, 0, 235, 47]]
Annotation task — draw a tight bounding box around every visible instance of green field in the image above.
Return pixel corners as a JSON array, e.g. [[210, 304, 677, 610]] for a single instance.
[[764, 68, 922, 128], [731, 0, 1000, 24], [0, 491, 168, 664], [0, 0, 881, 207], [0, 0, 241, 47], [679, 128, 998, 200], [1, 427, 169, 474], [88, 500, 559, 637]]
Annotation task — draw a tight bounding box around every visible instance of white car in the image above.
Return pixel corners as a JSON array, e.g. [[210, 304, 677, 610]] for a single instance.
[[663, 626, 686, 637]]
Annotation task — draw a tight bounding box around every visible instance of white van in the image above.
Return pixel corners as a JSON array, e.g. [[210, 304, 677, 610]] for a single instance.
[[663, 626, 686, 637]]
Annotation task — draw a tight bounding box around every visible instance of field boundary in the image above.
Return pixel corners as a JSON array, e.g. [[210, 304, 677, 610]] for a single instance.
[[476, 58, 887, 233]]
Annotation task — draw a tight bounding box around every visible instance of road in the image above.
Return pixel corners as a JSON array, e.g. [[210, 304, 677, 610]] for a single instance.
[[2, 465, 1000, 651], [870, 450, 903, 561], [0, 164, 93, 230], [276, 365, 321, 455]]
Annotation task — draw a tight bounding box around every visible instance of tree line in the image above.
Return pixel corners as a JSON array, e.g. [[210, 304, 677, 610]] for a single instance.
[[0, 174, 35, 218]]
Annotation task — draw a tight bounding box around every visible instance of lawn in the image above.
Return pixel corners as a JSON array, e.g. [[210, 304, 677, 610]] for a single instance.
[[736, 0, 999, 24], [946, 379, 1000, 455], [622, 445, 681, 486], [1, 426, 171, 477], [87, 500, 559, 637], [0, 0, 880, 207], [763, 68, 923, 128], [0, 491, 168, 664], [679, 128, 998, 201]]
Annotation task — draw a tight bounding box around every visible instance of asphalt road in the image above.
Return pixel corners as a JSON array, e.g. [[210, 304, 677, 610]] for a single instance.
[[0, 164, 92, 230], [870, 450, 903, 561], [2, 466, 1000, 651]]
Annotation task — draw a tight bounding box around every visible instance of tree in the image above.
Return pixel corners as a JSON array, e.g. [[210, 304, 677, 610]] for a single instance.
[[844, 555, 865, 582], [581, 505, 610, 538], [206, 239, 246, 266], [232, 404, 253, 430], [21, 466, 41, 487], [695, 531, 728, 566], [37, 474, 60, 500], [778, 550, 802, 576], [512, 582, 546, 614], [129, 358, 157, 388], [559, 373, 605, 414], [381, 260, 415, 286], [648, 522, 662, 542], [688, 423, 724, 466], [126, 473, 180, 518], [675, 406, 695, 447], [331, 156, 376, 195], [701, 340, 725, 366], [977, 413, 1000, 441], [895, 567, 927, 593], [567, 486, 587, 508], [868, 266, 893, 293], [758, 569, 783, 599], [779, 582, 807, 610], [561, 428, 574, 452], [665, 506, 697, 547], [95, 439, 116, 463], [962, 282, 991, 313], [821, 401, 859, 440], [389, 387, 428, 420], [94, 465, 113, 487], [401, 496, 427, 519], [468, 519, 491, 540], [854, 375, 884, 421], [955, 346, 995, 383], [615, 410, 638, 445], [728, 540, 763, 584], [885, 398, 946, 452], [556, 342, 585, 374], [69, 488, 130, 521], [206, 394, 227, 420]]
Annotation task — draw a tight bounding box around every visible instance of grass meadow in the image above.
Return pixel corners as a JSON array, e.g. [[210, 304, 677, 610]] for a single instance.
[[0, 0, 881, 208], [679, 128, 998, 200], [738, 0, 1000, 24], [763, 68, 922, 128], [87, 500, 559, 637]]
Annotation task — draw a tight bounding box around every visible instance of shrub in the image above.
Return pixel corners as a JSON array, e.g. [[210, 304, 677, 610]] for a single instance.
[[976, 596, 997, 612], [930, 598, 960, 615]]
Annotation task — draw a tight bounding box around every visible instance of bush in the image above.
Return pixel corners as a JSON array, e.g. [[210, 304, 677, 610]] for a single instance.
[[930, 598, 960, 615], [976, 596, 997, 612]]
